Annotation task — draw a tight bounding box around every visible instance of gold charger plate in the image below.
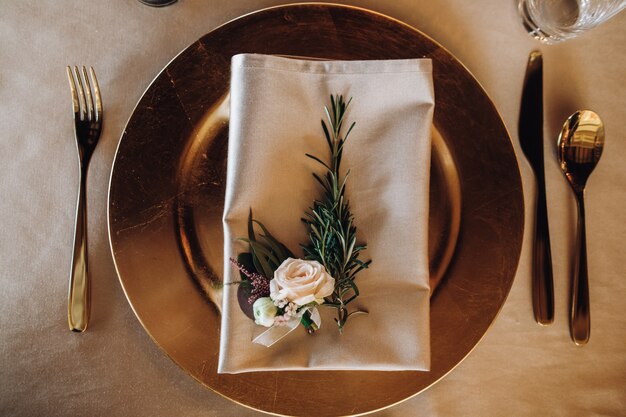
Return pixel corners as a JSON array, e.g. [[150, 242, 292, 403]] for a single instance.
[[108, 3, 524, 416]]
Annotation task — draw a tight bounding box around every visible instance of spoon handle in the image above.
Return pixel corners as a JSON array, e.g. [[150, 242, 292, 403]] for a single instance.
[[532, 177, 555, 325], [571, 190, 590, 345]]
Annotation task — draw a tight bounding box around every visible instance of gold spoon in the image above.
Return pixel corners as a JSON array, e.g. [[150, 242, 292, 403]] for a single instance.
[[557, 110, 605, 345]]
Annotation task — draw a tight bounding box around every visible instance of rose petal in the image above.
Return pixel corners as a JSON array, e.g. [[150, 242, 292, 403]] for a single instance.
[[271, 258, 335, 306]]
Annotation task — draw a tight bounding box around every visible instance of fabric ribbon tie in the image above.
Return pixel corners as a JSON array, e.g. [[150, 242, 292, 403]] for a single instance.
[[253, 307, 321, 347]]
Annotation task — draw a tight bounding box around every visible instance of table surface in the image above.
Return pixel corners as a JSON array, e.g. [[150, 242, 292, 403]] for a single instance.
[[1, 1, 625, 416]]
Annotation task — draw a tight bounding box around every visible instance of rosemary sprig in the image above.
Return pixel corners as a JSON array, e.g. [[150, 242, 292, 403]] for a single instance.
[[302, 95, 371, 333]]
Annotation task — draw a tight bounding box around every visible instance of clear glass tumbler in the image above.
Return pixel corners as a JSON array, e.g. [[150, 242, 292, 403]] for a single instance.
[[519, 0, 626, 43]]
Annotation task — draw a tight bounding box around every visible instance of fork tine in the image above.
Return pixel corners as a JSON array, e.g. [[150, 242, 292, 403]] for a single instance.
[[89, 67, 103, 123], [73, 66, 86, 121], [81, 66, 94, 122], [66, 66, 79, 116]]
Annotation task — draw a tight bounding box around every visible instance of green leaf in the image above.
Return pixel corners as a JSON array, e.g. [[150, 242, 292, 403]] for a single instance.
[[345, 236, 356, 265], [344, 121, 356, 141], [247, 209, 256, 243], [248, 241, 280, 266], [324, 106, 333, 127], [311, 173, 331, 193], [252, 220, 294, 261], [251, 246, 274, 278], [239, 238, 276, 277], [305, 153, 332, 171], [321, 120, 333, 150], [347, 309, 368, 318]]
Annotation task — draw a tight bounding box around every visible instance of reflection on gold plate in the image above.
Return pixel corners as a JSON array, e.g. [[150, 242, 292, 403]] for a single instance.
[[108, 4, 523, 416]]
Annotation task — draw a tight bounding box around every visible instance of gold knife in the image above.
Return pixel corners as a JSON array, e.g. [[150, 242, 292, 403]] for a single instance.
[[518, 51, 555, 325]]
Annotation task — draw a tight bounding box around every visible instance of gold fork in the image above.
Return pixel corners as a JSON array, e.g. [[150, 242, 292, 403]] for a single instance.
[[66, 66, 103, 332]]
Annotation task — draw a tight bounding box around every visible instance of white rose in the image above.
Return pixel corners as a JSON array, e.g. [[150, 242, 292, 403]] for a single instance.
[[270, 258, 335, 306], [252, 297, 277, 327]]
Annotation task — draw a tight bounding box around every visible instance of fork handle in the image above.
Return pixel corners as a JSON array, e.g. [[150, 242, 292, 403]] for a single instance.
[[68, 168, 90, 332]]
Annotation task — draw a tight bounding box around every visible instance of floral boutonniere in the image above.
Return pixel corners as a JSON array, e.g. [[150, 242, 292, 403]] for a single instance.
[[231, 95, 371, 346]]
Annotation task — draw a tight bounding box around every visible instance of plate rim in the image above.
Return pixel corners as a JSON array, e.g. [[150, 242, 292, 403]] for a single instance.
[[107, 3, 524, 416]]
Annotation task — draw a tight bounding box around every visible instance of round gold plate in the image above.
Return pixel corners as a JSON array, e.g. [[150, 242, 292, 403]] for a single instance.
[[109, 4, 524, 416]]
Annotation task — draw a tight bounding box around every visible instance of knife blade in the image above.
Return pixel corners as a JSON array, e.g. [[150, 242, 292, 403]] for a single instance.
[[519, 50, 555, 325]]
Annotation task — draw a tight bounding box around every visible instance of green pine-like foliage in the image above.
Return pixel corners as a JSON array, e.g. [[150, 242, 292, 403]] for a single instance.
[[302, 95, 371, 332]]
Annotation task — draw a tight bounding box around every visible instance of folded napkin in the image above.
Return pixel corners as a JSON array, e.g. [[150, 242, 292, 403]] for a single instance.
[[219, 54, 434, 373]]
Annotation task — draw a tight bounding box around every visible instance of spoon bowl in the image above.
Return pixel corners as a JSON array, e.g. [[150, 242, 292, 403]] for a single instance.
[[557, 110, 605, 345], [558, 110, 605, 190]]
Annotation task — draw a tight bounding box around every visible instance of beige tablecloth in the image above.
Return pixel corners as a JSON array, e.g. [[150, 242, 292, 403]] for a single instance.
[[1, 1, 625, 416]]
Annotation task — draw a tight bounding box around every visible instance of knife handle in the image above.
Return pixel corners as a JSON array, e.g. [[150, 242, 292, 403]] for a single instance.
[[532, 178, 554, 325]]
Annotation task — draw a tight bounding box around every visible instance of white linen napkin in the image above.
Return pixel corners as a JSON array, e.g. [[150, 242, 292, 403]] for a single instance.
[[219, 54, 434, 373]]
